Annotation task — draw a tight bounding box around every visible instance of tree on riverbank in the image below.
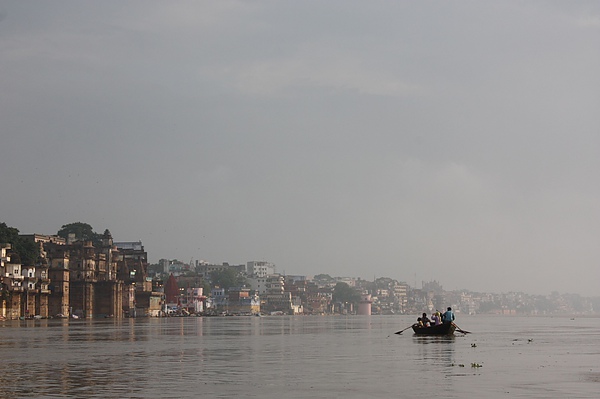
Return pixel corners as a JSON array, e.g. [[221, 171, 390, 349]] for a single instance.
[[57, 222, 102, 244], [332, 282, 361, 305], [0, 222, 39, 265], [209, 268, 247, 292]]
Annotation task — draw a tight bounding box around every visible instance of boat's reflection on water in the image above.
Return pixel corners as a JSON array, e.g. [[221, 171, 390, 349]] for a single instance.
[[412, 335, 456, 344], [412, 334, 457, 372]]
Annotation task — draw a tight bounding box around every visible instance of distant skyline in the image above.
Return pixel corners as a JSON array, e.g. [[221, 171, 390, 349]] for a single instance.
[[1, 1, 599, 296]]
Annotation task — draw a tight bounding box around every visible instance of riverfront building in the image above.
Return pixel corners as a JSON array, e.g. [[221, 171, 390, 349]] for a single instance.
[[1, 241, 52, 319], [0, 231, 164, 320]]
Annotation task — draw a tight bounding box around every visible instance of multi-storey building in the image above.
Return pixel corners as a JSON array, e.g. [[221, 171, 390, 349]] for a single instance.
[[246, 261, 275, 277], [1, 243, 15, 319], [47, 243, 70, 316], [247, 276, 268, 295], [23, 231, 162, 319], [305, 281, 332, 314], [114, 240, 161, 316], [62, 234, 123, 318], [2, 258, 23, 319], [392, 282, 409, 313], [0, 241, 51, 319], [0, 253, 50, 319], [262, 274, 294, 313]]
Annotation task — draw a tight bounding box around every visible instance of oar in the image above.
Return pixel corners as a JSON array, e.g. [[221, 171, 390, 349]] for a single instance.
[[394, 325, 415, 335], [452, 322, 471, 334]]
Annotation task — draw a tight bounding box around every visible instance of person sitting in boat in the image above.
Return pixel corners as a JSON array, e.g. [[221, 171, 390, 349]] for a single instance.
[[442, 307, 455, 324], [431, 311, 441, 326], [421, 313, 431, 327], [416, 317, 423, 327]]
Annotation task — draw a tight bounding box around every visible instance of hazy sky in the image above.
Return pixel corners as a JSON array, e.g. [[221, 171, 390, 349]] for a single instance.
[[1, 1, 599, 296]]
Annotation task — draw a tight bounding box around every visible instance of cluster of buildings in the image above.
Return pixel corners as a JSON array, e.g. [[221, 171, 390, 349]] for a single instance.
[[2, 228, 598, 320], [1, 231, 162, 320], [364, 279, 598, 316], [157, 262, 409, 316], [161, 262, 321, 316], [162, 265, 599, 317]]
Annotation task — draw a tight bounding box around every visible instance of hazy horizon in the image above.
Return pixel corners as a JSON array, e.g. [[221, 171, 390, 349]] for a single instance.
[[1, 1, 599, 296]]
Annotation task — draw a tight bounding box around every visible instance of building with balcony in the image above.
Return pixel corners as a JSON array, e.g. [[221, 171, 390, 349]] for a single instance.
[[40, 231, 124, 318]]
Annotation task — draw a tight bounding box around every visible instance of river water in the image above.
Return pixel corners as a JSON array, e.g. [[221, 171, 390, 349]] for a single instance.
[[1, 315, 599, 398]]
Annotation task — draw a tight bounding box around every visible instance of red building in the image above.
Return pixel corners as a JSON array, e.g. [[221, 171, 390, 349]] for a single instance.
[[164, 274, 179, 304]]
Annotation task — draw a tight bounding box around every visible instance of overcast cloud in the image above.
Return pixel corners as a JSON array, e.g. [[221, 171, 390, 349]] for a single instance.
[[1, 1, 599, 296]]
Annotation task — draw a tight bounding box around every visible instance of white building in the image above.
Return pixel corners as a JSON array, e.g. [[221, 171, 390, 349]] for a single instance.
[[183, 287, 205, 313], [247, 274, 285, 296], [1, 243, 11, 275], [21, 266, 36, 290], [246, 261, 275, 277], [247, 276, 268, 295]]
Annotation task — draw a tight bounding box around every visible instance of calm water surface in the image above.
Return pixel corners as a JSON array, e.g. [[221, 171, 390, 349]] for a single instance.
[[1, 315, 599, 398]]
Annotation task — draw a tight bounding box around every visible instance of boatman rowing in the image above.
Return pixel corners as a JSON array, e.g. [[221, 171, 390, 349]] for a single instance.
[[442, 307, 455, 324]]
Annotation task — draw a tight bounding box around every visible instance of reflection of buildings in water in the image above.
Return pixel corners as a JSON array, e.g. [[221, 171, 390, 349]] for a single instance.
[[149, 317, 208, 337], [54, 362, 95, 397], [196, 316, 204, 336], [129, 318, 136, 342], [59, 364, 70, 397], [355, 314, 373, 331]]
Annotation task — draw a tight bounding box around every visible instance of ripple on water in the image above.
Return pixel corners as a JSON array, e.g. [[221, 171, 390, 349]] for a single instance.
[[1, 315, 599, 398]]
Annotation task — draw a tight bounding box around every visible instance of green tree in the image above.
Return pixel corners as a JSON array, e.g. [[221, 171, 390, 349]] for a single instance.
[[0, 222, 20, 245], [57, 222, 101, 244], [313, 274, 334, 284], [332, 282, 361, 304], [0, 222, 40, 265], [209, 268, 247, 292]]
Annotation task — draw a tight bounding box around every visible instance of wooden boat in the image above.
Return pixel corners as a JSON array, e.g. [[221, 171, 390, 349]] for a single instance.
[[412, 322, 456, 336]]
